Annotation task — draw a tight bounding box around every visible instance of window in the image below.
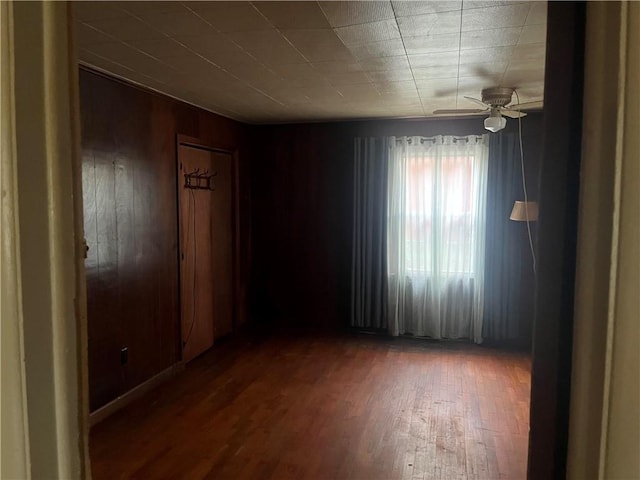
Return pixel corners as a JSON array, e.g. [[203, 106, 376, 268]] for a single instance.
[[387, 135, 489, 280], [404, 152, 477, 275]]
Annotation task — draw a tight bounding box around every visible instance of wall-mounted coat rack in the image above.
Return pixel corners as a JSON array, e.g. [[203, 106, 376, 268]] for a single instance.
[[184, 168, 217, 191]]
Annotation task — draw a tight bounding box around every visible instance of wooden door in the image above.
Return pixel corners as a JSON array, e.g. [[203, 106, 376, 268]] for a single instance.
[[178, 144, 233, 362]]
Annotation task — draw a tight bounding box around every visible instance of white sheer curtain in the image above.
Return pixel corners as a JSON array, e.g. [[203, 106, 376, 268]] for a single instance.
[[387, 135, 489, 343]]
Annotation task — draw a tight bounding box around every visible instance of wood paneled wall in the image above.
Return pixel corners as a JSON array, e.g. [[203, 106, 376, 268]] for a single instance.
[[80, 69, 250, 411], [249, 115, 543, 334]]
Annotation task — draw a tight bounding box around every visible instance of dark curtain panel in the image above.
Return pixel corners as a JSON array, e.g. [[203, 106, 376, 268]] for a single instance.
[[483, 133, 535, 342], [351, 137, 389, 329]]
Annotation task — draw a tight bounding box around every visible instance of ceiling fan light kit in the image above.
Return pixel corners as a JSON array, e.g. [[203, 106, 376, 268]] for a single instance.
[[432, 87, 543, 133], [484, 108, 507, 133]]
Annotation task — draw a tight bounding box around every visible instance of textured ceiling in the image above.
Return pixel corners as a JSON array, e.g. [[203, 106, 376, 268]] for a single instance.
[[75, 1, 547, 123]]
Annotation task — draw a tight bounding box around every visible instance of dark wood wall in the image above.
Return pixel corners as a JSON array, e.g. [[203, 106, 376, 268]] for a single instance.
[[249, 114, 543, 333], [80, 69, 250, 411]]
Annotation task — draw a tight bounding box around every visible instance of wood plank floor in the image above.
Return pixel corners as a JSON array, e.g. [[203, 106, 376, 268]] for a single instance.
[[90, 333, 531, 480]]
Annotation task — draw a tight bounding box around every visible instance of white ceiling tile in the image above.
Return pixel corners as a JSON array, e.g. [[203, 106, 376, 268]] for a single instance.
[[264, 66, 328, 88], [411, 64, 460, 80], [456, 76, 495, 95], [196, 80, 249, 98], [367, 68, 415, 83], [460, 27, 522, 50], [137, 10, 216, 37], [126, 37, 193, 59], [458, 62, 508, 81], [85, 15, 164, 41], [346, 38, 406, 59], [292, 86, 345, 103], [85, 41, 161, 64], [186, 2, 273, 32], [519, 24, 546, 45], [76, 22, 118, 45], [336, 83, 380, 99], [250, 46, 309, 65], [396, 11, 462, 37], [280, 29, 340, 48], [226, 30, 308, 64], [525, 2, 547, 25], [380, 96, 423, 108], [376, 101, 420, 111], [270, 63, 318, 77], [254, 2, 331, 29], [319, 1, 395, 27], [281, 29, 355, 62], [262, 88, 312, 105], [223, 62, 284, 88], [173, 34, 255, 65], [76, 0, 546, 123], [415, 78, 459, 96], [505, 68, 544, 85], [284, 74, 332, 88], [303, 44, 356, 62], [360, 55, 411, 72], [133, 61, 181, 83], [325, 71, 373, 86], [404, 33, 461, 55], [424, 96, 461, 113], [157, 52, 219, 73], [462, 3, 531, 31], [79, 48, 135, 75], [463, 1, 530, 9], [392, 1, 462, 16], [115, 1, 185, 16], [335, 19, 401, 46], [226, 29, 291, 53], [310, 61, 364, 74], [459, 46, 514, 65], [503, 68, 545, 87], [227, 90, 286, 108], [512, 43, 546, 61], [375, 80, 417, 93], [505, 57, 545, 77], [74, 2, 128, 22], [408, 51, 459, 68]]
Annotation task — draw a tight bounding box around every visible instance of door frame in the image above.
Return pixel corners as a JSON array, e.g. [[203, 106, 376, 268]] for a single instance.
[[175, 134, 240, 361], [527, 2, 586, 478]]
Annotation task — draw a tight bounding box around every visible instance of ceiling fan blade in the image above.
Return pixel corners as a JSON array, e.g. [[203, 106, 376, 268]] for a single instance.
[[463, 96, 488, 108], [432, 109, 487, 115], [500, 109, 527, 119], [508, 100, 544, 110]]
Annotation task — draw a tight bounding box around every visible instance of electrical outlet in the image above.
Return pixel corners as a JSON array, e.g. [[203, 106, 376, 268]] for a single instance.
[[120, 346, 128, 365]]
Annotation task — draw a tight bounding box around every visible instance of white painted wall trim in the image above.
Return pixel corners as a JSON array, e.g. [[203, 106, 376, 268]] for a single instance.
[[2, 2, 89, 478], [602, 2, 640, 477], [1, 1, 31, 477], [568, 2, 640, 479]]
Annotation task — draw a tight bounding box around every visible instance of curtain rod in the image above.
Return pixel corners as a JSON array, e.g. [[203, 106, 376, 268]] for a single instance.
[[401, 135, 485, 145]]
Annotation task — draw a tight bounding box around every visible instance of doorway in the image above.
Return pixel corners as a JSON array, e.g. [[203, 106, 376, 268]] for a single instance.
[[177, 139, 235, 362]]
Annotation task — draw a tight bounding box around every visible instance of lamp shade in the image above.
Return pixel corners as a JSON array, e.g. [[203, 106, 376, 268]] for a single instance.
[[510, 201, 539, 221]]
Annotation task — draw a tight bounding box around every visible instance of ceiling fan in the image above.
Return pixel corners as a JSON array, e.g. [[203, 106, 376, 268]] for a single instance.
[[432, 87, 543, 132]]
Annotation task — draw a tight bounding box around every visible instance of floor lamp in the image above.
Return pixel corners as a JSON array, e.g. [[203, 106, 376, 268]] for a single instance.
[[510, 201, 539, 274]]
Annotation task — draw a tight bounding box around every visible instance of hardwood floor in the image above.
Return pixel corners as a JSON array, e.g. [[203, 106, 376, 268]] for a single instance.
[[90, 333, 531, 480]]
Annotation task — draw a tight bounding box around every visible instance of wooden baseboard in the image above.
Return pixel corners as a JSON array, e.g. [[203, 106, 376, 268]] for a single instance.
[[89, 362, 185, 427]]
